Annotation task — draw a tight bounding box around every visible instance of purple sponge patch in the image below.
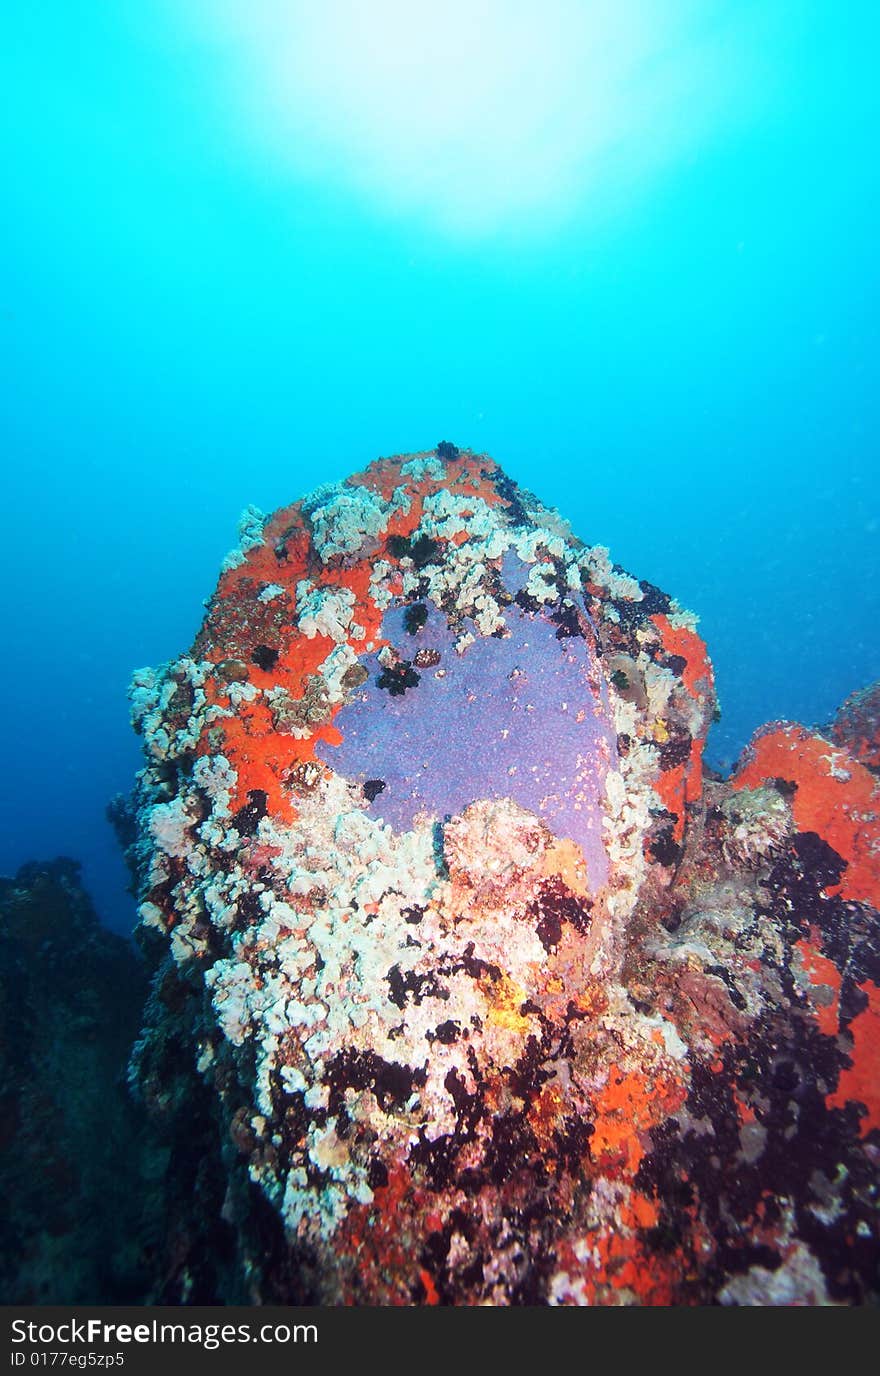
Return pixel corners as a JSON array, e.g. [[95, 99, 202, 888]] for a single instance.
[[317, 599, 616, 890]]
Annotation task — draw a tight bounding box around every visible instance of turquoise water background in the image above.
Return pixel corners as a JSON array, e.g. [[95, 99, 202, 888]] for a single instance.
[[2, 4, 877, 932]]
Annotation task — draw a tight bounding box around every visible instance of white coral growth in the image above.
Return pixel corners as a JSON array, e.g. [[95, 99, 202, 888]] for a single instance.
[[719, 785, 792, 869]]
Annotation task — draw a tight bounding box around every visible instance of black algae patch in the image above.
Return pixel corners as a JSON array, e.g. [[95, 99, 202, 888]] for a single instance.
[[377, 661, 421, 696], [367, 1158, 389, 1190], [514, 589, 543, 616], [649, 826, 683, 868], [232, 789, 268, 837], [387, 533, 441, 568], [637, 581, 673, 616], [552, 601, 583, 640], [326, 1048, 427, 1114], [665, 654, 688, 679], [251, 644, 279, 672], [493, 471, 529, 528], [658, 733, 694, 770], [386, 963, 447, 1010], [528, 879, 593, 953], [404, 602, 429, 634]]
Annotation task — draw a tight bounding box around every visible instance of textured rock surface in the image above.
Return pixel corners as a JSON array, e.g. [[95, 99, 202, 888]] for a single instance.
[[120, 447, 879, 1305]]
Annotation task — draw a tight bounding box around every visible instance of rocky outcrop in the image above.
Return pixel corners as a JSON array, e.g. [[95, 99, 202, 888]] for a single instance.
[[118, 447, 880, 1304]]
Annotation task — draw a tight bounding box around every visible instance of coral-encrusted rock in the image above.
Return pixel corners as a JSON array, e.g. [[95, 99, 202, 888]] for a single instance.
[[122, 450, 879, 1304], [831, 683, 880, 774]]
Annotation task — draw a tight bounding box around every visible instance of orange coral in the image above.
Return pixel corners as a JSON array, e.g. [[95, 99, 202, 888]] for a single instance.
[[733, 725, 880, 907], [827, 981, 880, 1136], [590, 1062, 689, 1176], [651, 614, 714, 702], [795, 932, 842, 1038]]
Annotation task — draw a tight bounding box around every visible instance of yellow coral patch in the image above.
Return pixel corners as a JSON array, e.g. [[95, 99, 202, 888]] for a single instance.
[[484, 974, 533, 1034]]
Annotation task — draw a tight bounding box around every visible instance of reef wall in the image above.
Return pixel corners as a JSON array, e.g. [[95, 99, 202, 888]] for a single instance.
[[118, 447, 879, 1304]]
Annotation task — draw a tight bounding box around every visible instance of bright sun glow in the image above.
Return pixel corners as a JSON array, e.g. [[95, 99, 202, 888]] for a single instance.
[[177, 0, 776, 236]]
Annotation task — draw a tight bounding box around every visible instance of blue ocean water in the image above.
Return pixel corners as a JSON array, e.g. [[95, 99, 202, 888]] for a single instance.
[[1, 4, 877, 934]]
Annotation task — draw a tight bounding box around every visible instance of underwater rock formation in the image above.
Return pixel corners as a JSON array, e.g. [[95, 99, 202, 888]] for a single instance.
[[0, 861, 157, 1303], [831, 682, 880, 775], [121, 448, 879, 1305]]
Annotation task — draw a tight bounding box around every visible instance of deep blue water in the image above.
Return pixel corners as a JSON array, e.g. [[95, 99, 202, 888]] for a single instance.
[[2, 5, 878, 932]]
